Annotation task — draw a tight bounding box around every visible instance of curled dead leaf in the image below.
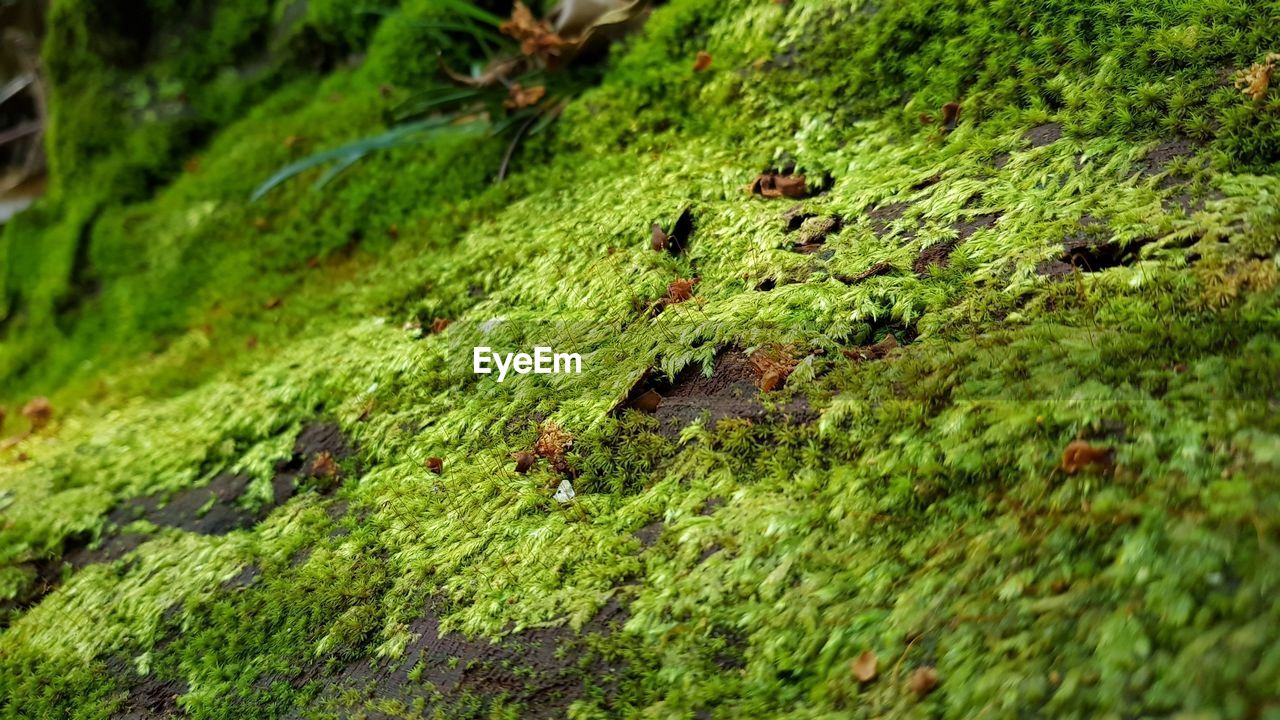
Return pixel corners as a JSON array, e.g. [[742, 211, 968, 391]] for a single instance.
[[693, 51, 712, 72], [650, 223, 669, 252], [941, 102, 961, 132], [749, 171, 808, 199], [750, 346, 799, 392], [632, 389, 662, 412], [426, 457, 444, 475], [1060, 439, 1112, 475], [504, 83, 547, 110], [908, 666, 939, 697], [501, 1, 567, 60], [513, 451, 537, 473], [430, 318, 451, 334], [851, 649, 878, 683], [21, 397, 51, 431]]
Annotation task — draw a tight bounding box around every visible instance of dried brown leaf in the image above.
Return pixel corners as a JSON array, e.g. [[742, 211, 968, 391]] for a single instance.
[[908, 666, 939, 697], [512, 451, 537, 473], [851, 650, 878, 683], [693, 51, 713, 72], [501, 1, 567, 60], [650, 222, 669, 252], [843, 334, 899, 362], [1060, 439, 1112, 475], [426, 457, 444, 475], [750, 347, 799, 392], [749, 171, 808, 199], [21, 397, 51, 431], [504, 83, 547, 110]]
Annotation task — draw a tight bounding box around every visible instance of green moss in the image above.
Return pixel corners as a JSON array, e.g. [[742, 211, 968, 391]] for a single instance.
[[3, 0, 1280, 718]]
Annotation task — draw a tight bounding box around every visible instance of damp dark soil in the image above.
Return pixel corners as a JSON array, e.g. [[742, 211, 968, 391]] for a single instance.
[[866, 201, 910, 238], [1023, 122, 1062, 148], [1133, 138, 1197, 177], [0, 422, 356, 628], [837, 261, 897, 285], [1035, 217, 1152, 278], [300, 598, 632, 719], [109, 421, 355, 537], [619, 349, 814, 439], [109, 659, 189, 720], [914, 212, 1002, 276]]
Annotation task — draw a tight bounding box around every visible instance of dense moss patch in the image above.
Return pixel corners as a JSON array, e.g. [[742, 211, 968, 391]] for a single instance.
[[2, 0, 1279, 718]]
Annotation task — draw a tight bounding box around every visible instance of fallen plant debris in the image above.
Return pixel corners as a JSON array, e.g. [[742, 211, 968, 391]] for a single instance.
[[309, 451, 340, 479], [1060, 439, 1113, 475], [1235, 53, 1279, 101], [851, 650, 878, 683], [908, 666, 940, 697], [749, 346, 799, 392], [651, 207, 695, 254], [425, 457, 444, 475], [693, 51, 713, 72], [21, 397, 51, 431], [836, 261, 896, 285], [513, 451, 537, 474], [665, 277, 699, 304], [843, 334, 899, 362], [941, 101, 961, 132], [504, 83, 547, 110], [430, 318, 451, 334], [501, 1, 568, 61], [534, 421, 574, 463], [749, 170, 808, 199]]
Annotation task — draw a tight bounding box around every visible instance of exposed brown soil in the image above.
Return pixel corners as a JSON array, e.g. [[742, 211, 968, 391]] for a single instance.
[[1023, 122, 1062, 148], [1035, 218, 1151, 278], [619, 349, 814, 438], [913, 240, 958, 276], [304, 598, 631, 719], [953, 212, 1001, 241], [836, 261, 897, 285], [913, 212, 1001, 276], [0, 422, 355, 628], [1133, 138, 1196, 177], [781, 204, 815, 232], [106, 421, 354, 537], [110, 661, 189, 720], [789, 215, 842, 254], [866, 201, 910, 238]]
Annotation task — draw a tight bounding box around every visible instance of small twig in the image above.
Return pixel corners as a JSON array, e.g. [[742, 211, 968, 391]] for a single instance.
[[496, 113, 540, 182]]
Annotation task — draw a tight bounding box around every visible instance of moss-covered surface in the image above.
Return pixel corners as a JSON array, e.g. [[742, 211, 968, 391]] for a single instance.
[[2, 0, 1280, 717]]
